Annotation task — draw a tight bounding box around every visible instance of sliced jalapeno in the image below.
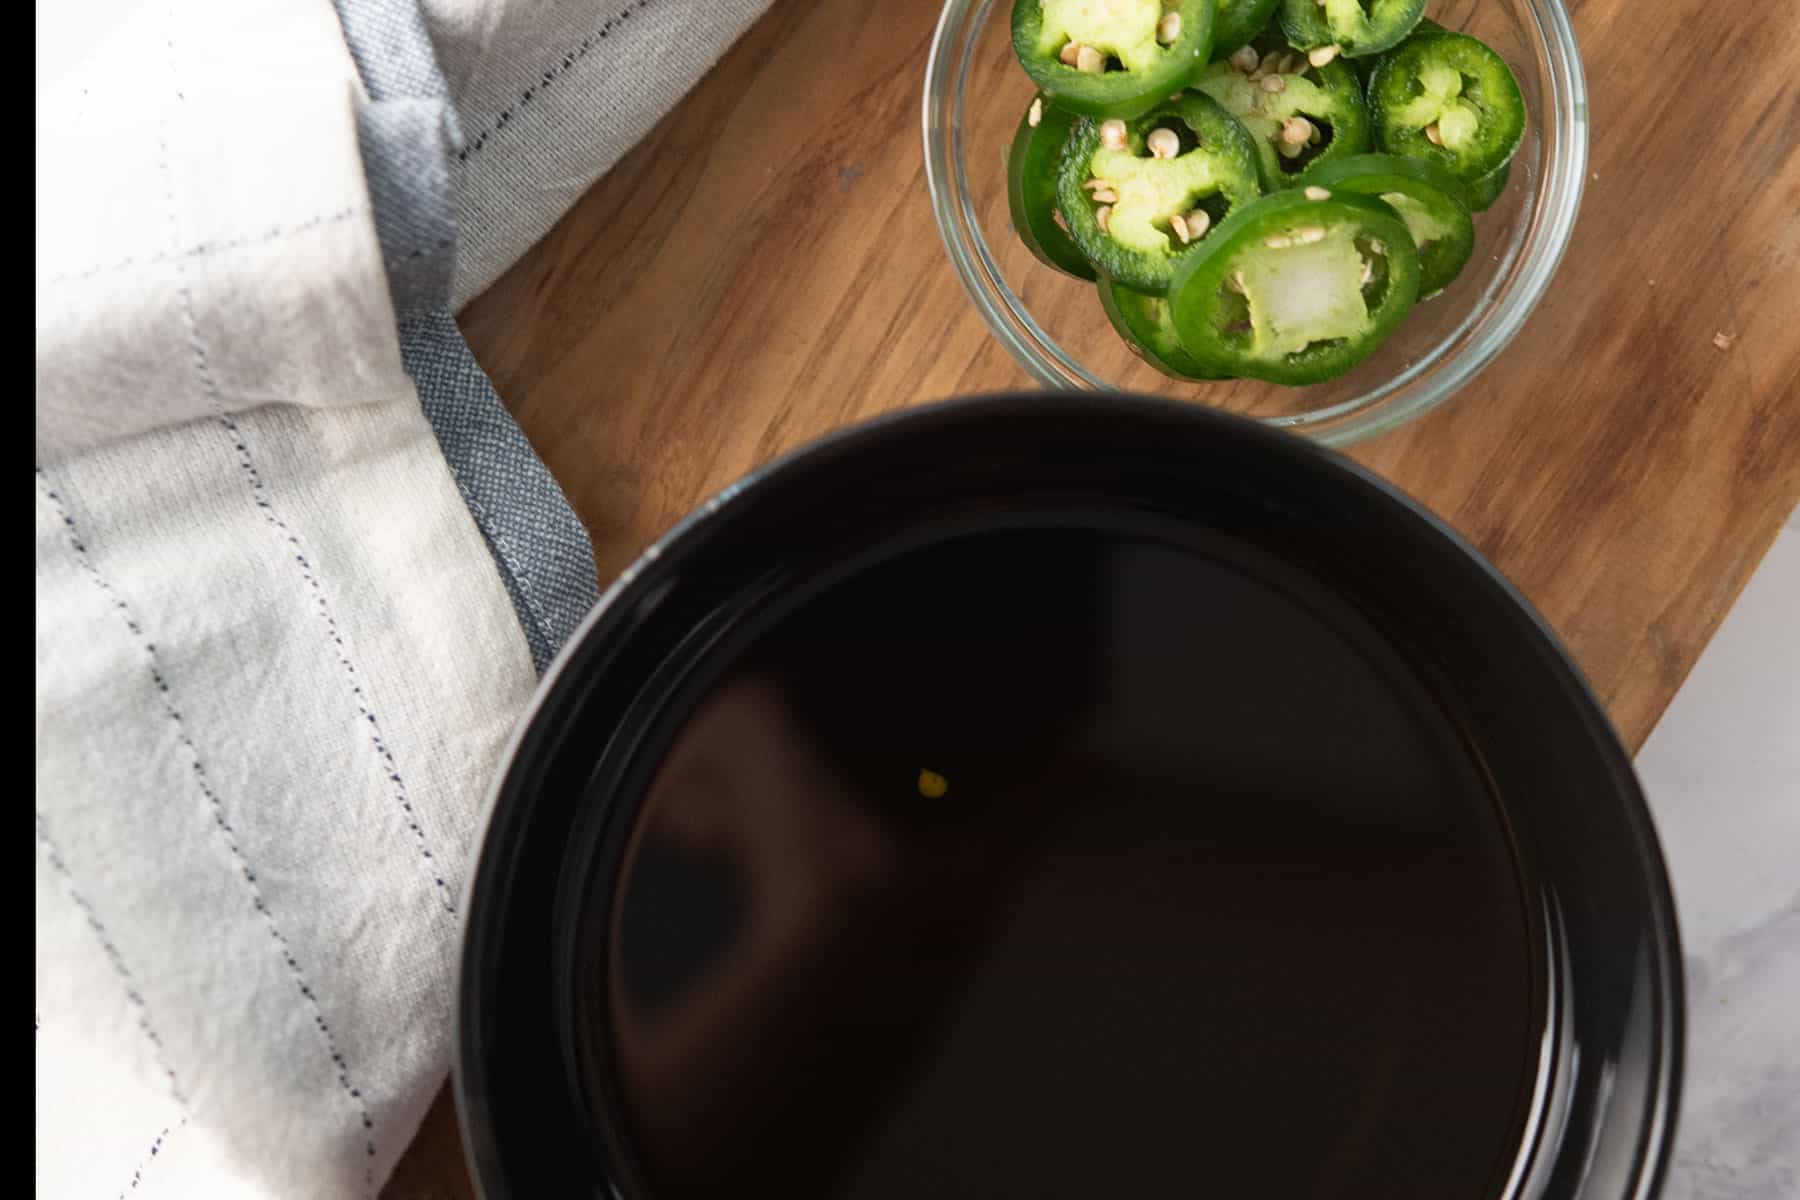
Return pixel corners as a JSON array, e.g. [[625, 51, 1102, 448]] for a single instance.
[[1463, 159, 1511, 212], [1301, 154, 1472, 296], [1193, 42, 1370, 190], [1008, 94, 1099, 280], [1347, 18, 1443, 90], [1013, 0, 1215, 119], [1369, 31, 1525, 182], [1278, 0, 1424, 59], [1097, 276, 1226, 378], [1167, 188, 1420, 384], [1055, 92, 1262, 294], [1212, 0, 1281, 58]]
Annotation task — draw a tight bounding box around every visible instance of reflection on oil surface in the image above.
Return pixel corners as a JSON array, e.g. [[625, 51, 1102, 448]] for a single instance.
[[593, 529, 1536, 1198]]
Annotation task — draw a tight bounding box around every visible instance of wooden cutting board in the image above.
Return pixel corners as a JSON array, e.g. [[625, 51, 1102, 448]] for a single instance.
[[387, 0, 1800, 1192]]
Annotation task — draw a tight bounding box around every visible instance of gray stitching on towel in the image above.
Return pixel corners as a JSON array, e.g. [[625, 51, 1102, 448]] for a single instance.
[[456, 3, 649, 162], [153, 27, 382, 1176], [35, 814, 189, 1109], [118, 1118, 187, 1199], [37, 468, 379, 1190], [218, 412, 462, 921], [41, 208, 363, 285], [153, 123, 457, 924]]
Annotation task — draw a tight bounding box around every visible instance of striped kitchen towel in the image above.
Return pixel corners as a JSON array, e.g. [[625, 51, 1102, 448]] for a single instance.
[[35, 0, 768, 1195]]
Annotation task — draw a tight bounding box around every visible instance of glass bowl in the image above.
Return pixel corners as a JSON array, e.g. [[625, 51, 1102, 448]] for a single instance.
[[922, 0, 1588, 445]]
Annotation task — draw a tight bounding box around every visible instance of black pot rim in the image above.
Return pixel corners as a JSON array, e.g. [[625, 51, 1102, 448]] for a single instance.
[[453, 390, 1684, 1200]]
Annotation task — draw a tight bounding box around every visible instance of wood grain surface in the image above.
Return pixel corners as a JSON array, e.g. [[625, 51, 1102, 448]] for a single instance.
[[385, 0, 1799, 1193]]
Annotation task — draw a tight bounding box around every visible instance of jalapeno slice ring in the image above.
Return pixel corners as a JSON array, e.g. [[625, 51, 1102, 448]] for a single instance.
[[1301, 153, 1473, 296], [1056, 92, 1263, 293], [1013, 0, 1216, 119], [1098, 276, 1228, 378], [1369, 31, 1526, 183], [1008, 94, 1100, 280], [1168, 188, 1420, 384], [1278, 0, 1425, 59], [1192, 41, 1370, 191]]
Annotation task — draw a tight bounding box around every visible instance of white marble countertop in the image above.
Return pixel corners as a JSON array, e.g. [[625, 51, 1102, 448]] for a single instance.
[[1635, 507, 1799, 1199]]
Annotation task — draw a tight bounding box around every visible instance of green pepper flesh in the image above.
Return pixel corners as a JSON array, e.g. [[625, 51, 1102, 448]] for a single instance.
[[1369, 31, 1525, 182], [1277, 0, 1425, 58], [1097, 276, 1226, 378], [1056, 92, 1262, 293], [1013, 0, 1216, 118], [1211, 0, 1281, 57], [1167, 188, 1420, 383], [1008, 94, 1100, 280], [1192, 46, 1370, 190], [1301, 154, 1474, 295]]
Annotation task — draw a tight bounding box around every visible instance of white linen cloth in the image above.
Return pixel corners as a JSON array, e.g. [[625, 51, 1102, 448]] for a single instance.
[[34, 0, 768, 1196], [427, 0, 775, 307], [34, 0, 402, 464]]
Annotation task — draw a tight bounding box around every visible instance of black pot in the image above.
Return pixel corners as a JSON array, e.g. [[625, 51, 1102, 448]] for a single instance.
[[455, 393, 1681, 1199]]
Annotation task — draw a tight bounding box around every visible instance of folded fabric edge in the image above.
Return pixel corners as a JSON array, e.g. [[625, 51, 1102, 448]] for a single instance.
[[331, 0, 601, 673]]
